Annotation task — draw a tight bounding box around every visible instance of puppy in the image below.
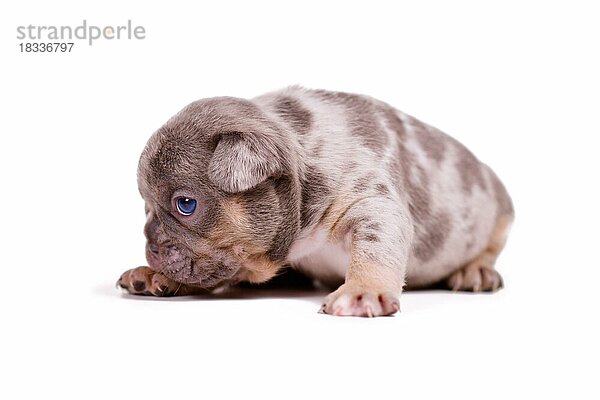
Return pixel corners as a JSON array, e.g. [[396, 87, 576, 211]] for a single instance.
[[117, 87, 514, 317]]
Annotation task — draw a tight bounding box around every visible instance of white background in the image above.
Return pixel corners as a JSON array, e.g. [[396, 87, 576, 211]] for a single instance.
[[1, 1, 598, 399]]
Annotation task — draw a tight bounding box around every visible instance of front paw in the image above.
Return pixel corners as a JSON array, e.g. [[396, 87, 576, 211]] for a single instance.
[[117, 266, 190, 296], [320, 284, 400, 317]]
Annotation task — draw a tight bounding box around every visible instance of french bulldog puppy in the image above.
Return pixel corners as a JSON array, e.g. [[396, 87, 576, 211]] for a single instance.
[[117, 87, 514, 317]]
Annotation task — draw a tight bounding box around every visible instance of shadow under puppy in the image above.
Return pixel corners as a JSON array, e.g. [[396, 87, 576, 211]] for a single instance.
[[117, 87, 514, 317]]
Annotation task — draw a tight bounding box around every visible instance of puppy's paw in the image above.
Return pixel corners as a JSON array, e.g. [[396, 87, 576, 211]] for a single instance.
[[320, 284, 400, 317], [117, 266, 203, 296], [446, 262, 504, 292]]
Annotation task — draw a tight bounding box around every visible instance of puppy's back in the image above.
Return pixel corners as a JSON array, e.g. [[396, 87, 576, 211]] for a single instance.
[[255, 87, 513, 286]]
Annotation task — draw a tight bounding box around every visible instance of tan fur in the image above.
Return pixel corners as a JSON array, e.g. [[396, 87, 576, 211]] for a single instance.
[[208, 198, 276, 260], [207, 198, 282, 283], [446, 214, 512, 292], [207, 198, 255, 248], [488, 214, 513, 256], [318, 227, 405, 316], [345, 258, 402, 293], [238, 254, 283, 284], [320, 196, 365, 238], [220, 198, 250, 230]]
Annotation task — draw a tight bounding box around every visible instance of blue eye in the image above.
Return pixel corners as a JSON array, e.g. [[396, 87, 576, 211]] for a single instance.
[[175, 197, 197, 216]]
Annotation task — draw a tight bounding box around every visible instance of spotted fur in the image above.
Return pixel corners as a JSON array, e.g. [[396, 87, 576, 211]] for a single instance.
[[119, 86, 514, 317]]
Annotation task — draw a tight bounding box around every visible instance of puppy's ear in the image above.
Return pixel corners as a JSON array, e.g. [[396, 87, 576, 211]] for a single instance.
[[208, 132, 287, 193]]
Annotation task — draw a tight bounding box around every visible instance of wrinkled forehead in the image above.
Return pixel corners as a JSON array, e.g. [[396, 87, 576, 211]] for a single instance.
[[137, 97, 268, 201]]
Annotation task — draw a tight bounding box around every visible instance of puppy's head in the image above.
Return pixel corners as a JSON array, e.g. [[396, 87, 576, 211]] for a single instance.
[[137, 97, 301, 289]]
